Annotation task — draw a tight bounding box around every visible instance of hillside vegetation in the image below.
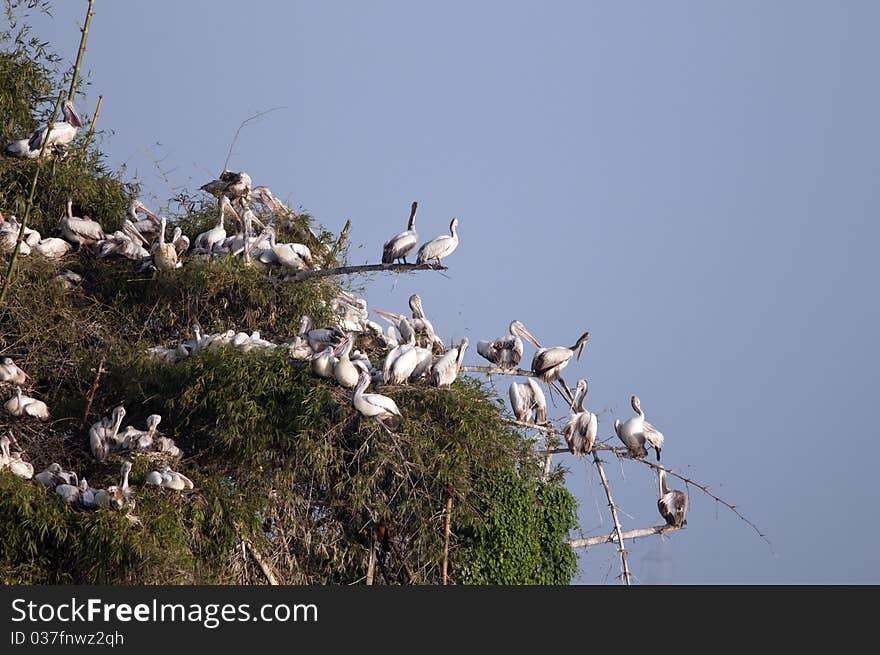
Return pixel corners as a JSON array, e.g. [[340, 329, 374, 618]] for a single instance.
[[0, 2, 578, 585]]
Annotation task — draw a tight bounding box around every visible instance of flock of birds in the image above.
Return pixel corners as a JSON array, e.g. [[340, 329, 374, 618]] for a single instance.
[[2, 101, 687, 531], [0, 353, 194, 520]]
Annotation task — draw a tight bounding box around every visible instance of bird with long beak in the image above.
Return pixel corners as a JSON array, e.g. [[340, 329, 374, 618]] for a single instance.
[[6, 99, 83, 158], [530, 330, 590, 403], [477, 320, 541, 370]]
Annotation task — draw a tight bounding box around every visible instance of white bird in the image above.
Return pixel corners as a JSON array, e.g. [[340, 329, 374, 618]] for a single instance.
[[33, 237, 72, 259], [374, 308, 416, 346], [383, 320, 418, 385], [99, 460, 134, 508], [269, 228, 313, 271], [121, 414, 162, 452], [382, 201, 419, 264], [200, 170, 252, 204], [416, 217, 459, 265], [430, 337, 469, 388], [299, 315, 345, 353], [97, 229, 149, 260], [508, 377, 547, 424], [78, 479, 99, 509], [4, 385, 49, 419], [615, 394, 664, 460], [34, 462, 77, 488], [333, 336, 361, 389], [0, 357, 28, 385], [55, 481, 81, 504], [127, 200, 161, 242], [152, 216, 179, 271], [563, 379, 597, 456], [478, 320, 541, 370], [352, 370, 402, 422], [311, 345, 338, 379], [53, 269, 82, 291], [193, 197, 231, 252], [89, 405, 126, 462], [0, 436, 34, 479], [408, 346, 435, 382], [171, 226, 190, 256], [407, 294, 444, 350], [61, 199, 105, 249], [614, 394, 663, 459], [7, 99, 83, 158], [531, 331, 590, 398], [657, 468, 688, 527], [146, 465, 193, 491]]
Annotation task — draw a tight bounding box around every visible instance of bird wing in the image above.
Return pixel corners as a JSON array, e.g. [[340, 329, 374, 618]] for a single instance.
[[365, 393, 401, 416]]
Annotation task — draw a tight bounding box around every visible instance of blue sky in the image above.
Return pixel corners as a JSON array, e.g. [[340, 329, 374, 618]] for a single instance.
[[19, 1, 880, 583]]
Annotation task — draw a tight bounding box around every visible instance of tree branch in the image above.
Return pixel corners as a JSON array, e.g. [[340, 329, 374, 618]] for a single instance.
[[280, 262, 446, 283], [568, 524, 684, 549], [221, 106, 287, 173], [77, 94, 102, 165], [591, 450, 632, 586], [460, 365, 535, 377], [243, 537, 278, 585]]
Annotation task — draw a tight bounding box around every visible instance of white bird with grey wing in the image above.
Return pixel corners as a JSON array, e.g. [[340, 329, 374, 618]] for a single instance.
[[382, 201, 419, 264], [563, 379, 597, 456], [657, 468, 688, 527], [531, 330, 590, 404], [407, 294, 444, 350], [89, 405, 126, 462], [6, 99, 83, 158], [151, 217, 180, 271], [614, 394, 663, 459], [430, 338, 469, 387], [193, 196, 232, 253], [508, 377, 547, 424], [352, 370, 402, 421], [383, 319, 419, 385], [332, 336, 361, 388], [614, 394, 664, 460], [0, 436, 34, 480], [478, 320, 541, 370], [61, 199, 105, 249], [4, 386, 49, 419], [416, 217, 459, 265]]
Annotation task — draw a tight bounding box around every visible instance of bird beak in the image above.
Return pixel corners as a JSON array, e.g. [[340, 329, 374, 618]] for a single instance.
[[521, 326, 542, 348], [576, 343, 584, 361], [65, 101, 83, 128]]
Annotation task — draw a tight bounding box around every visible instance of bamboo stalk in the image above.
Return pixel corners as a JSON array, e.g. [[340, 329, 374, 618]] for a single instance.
[[568, 524, 683, 549], [591, 450, 632, 586], [0, 91, 65, 310], [326, 218, 352, 268], [77, 94, 102, 164], [442, 486, 454, 585], [67, 0, 96, 102]]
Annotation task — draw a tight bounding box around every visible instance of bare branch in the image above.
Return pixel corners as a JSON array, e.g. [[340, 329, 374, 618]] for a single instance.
[[280, 262, 446, 283], [569, 524, 684, 549], [243, 537, 279, 585], [77, 94, 102, 165], [460, 365, 535, 377], [221, 106, 287, 173], [591, 451, 632, 586]]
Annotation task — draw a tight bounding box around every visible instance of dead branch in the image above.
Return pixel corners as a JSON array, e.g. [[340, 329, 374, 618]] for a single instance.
[[568, 524, 684, 549], [221, 106, 287, 173], [81, 354, 106, 427], [280, 261, 446, 283], [326, 218, 352, 268], [243, 537, 279, 585], [591, 450, 632, 586], [617, 454, 773, 550], [460, 365, 535, 377]]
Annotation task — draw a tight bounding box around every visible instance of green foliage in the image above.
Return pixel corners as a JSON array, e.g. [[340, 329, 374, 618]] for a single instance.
[[455, 466, 579, 585]]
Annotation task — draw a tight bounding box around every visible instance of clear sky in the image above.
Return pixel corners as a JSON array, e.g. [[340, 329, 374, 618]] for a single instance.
[[19, 1, 880, 583]]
